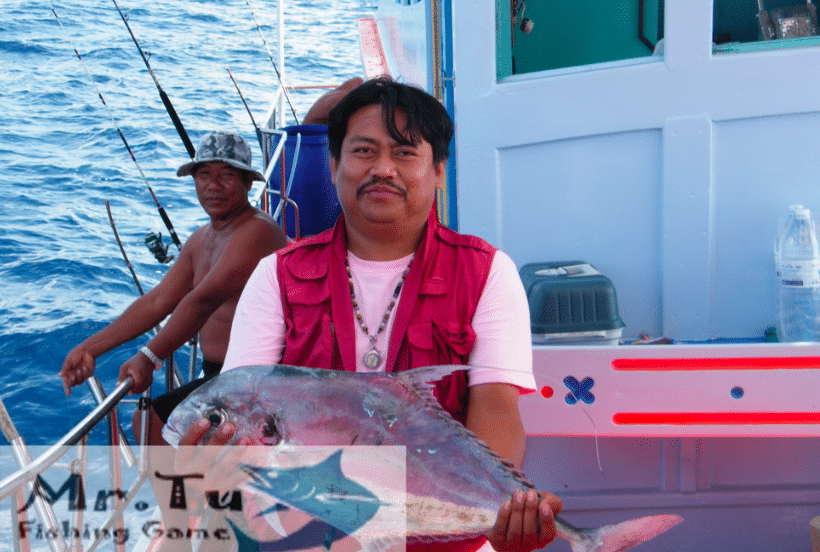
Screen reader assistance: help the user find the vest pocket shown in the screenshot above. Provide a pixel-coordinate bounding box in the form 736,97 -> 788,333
432,320 -> 476,362
282,310 -> 334,368
407,319 -> 476,365
406,320 -> 435,367
283,277 -> 330,306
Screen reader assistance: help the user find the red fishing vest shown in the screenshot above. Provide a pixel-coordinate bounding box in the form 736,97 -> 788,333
277,209 -> 497,551
277,208 -> 496,422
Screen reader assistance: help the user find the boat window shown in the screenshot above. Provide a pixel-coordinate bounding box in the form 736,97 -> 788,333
713,0 -> 820,54
497,0 -> 664,79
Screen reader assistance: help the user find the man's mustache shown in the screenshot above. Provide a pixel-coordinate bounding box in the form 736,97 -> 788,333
356,178 -> 407,198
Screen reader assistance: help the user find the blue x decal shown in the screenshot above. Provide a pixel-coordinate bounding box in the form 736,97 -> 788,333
563,376 -> 595,405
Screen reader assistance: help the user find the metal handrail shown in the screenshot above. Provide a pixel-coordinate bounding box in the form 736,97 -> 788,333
1,396 -> 66,552
272,131 -> 302,222
0,5 -> 337,548
0,377 -> 134,501
87,375 -> 137,468
251,127 -> 288,208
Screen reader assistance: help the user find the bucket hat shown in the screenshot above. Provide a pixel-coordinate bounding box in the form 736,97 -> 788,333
177,131 -> 265,182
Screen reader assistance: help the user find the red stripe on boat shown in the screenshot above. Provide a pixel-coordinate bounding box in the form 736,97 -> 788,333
613,412 -> 820,425
612,356 -> 820,370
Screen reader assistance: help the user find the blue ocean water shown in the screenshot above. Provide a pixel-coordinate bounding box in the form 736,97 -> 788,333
0,0 -> 375,445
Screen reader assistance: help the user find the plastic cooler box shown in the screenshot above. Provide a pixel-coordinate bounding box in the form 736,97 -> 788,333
519,261 -> 625,345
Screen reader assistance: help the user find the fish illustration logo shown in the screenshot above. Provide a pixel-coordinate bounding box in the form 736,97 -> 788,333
229,518 -> 343,552
231,449 -> 392,551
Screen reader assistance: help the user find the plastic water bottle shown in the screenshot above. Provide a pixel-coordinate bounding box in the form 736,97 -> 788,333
775,206 -> 820,342
774,205 -> 803,299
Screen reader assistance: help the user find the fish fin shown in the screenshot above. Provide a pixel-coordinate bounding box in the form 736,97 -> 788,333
394,364 -> 466,386
564,514 -> 684,552
397,364 -> 537,492
226,519 -> 260,552
254,498 -> 289,537
394,366 -> 454,409
393,365 -> 470,432
461,428 -> 535,490
408,532 -> 487,545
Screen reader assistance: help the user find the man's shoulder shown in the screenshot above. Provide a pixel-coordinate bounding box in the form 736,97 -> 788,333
184,223 -> 209,250
278,227 -> 334,257
223,208 -> 286,249
434,224 -> 497,253
186,208 -> 286,267
242,208 -> 283,233
276,229 -> 334,281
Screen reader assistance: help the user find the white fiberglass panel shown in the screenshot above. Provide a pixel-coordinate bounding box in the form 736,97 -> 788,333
711,113 -> 820,339
495,130 -> 663,340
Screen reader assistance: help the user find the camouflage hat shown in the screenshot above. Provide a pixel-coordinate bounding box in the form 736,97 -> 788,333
176,131 -> 265,182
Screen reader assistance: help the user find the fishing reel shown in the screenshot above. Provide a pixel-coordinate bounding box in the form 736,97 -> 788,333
145,231 -> 174,264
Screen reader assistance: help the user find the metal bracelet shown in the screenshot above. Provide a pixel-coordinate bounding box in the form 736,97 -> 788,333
139,345 -> 164,370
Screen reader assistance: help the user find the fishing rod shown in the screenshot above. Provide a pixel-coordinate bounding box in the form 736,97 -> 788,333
227,66 -> 301,239
245,0 -> 300,125
48,2 -> 183,255
226,66 -> 264,152
106,201 -> 189,388
105,201 -> 147,295
110,0 -> 196,159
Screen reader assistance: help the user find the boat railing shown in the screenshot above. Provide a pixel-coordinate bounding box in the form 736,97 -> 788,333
0,19 -> 341,547
250,126 -> 288,211
254,82 -> 339,241
0,373 -> 150,552
0,81 -> 323,551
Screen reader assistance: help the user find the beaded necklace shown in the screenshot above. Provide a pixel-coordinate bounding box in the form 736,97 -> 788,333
345,254 -> 414,369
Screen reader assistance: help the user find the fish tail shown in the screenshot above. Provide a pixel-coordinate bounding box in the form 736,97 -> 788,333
560,514 -> 684,552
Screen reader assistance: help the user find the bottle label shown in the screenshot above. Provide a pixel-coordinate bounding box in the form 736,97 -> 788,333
779,258 -> 820,288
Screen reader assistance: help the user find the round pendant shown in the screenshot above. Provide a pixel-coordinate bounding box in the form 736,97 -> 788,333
364,348 -> 382,369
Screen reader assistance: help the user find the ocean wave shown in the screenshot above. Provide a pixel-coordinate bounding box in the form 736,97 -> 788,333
0,39 -> 51,56
0,0 -> 375,443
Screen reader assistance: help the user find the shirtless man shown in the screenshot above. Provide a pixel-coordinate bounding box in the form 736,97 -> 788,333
59,131 -> 287,444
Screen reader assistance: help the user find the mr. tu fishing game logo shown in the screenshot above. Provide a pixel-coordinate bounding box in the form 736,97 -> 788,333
7,446 -> 406,552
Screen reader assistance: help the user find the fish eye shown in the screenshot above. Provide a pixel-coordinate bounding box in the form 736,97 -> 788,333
205,407 -> 227,428
260,415 -> 280,444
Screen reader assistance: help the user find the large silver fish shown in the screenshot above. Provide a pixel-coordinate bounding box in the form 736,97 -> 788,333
164,364 -> 683,552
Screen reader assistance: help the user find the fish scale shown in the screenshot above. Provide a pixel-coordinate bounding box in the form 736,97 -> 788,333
165,364 -> 683,551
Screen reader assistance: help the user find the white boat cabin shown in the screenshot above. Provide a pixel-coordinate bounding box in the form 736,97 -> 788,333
363,1 -> 820,550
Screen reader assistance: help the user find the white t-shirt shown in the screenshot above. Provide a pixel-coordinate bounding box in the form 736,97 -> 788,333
224,249 -> 535,392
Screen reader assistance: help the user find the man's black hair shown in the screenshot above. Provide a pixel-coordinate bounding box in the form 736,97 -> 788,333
327,77 -> 453,165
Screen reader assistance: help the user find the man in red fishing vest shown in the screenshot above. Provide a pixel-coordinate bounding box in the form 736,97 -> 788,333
181,78 -> 562,551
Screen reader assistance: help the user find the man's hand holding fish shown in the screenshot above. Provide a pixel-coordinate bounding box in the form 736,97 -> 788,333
174,418 -> 253,494
487,490 -> 559,552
